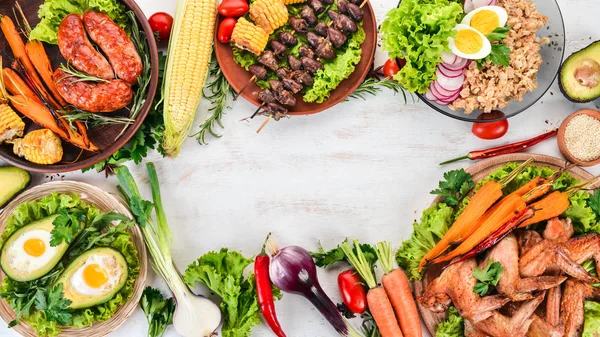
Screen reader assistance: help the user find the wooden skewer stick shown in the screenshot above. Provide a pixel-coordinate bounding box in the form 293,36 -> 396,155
256,115 -> 272,134
359,0 -> 369,9
234,75 -> 256,101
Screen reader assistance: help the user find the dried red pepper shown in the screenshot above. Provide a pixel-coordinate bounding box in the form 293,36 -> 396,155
255,233 -> 287,337
440,129 -> 558,165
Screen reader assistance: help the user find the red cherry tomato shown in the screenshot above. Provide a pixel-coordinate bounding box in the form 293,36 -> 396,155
338,270 -> 367,314
218,18 -> 237,44
383,58 -> 400,78
218,0 -> 249,18
472,111 -> 509,140
148,12 -> 173,40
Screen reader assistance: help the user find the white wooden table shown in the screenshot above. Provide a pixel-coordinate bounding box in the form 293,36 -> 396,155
2,0 -> 600,336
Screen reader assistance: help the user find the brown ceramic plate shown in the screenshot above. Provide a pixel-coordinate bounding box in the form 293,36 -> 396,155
0,0 -> 159,173
557,109 -> 600,167
214,4 -> 377,116
413,153 -> 597,336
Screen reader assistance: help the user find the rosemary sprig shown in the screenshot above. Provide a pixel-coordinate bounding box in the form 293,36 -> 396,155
193,54 -> 236,145
57,63 -> 109,83
60,108 -> 135,128
347,77 -> 412,103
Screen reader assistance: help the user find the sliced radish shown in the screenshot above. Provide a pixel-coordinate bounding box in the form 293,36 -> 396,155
472,0 -> 491,9
433,81 -> 460,98
425,90 -> 437,101
438,65 -> 464,79
438,90 -> 461,104
436,69 -> 465,91
464,0 -> 475,13
441,58 -> 469,70
441,52 -> 457,65
429,84 -> 448,101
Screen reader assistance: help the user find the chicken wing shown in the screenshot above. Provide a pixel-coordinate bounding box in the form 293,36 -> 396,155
543,217 -> 574,242
561,279 -> 600,337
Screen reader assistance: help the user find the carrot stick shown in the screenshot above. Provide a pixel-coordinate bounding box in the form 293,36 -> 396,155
518,191 -> 571,228
3,67 -> 40,103
25,40 -> 68,107
376,242 -> 421,337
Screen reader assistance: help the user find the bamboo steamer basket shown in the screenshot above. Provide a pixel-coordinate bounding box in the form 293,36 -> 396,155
0,181 -> 147,337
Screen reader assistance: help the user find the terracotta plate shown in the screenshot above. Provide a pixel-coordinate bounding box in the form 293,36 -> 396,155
214,3 -> 377,116
0,0 -> 159,173
412,153 -> 598,336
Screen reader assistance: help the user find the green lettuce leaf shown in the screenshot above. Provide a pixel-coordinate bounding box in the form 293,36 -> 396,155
436,307 -> 464,337
565,191 -> 599,235
583,301 -> 600,337
30,0 -> 128,44
396,203 -> 454,280
475,162 -> 556,194
232,47 -> 258,71
304,26 -> 366,103
184,248 -> 260,337
381,0 -> 463,93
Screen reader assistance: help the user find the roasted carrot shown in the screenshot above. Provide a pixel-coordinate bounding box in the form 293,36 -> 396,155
376,242 -> 421,337
341,241 -> 403,337
25,40 -> 68,107
432,193 -> 527,265
2,68 -> 40,103
418,159 -> 533,271
518,191 -> 571,228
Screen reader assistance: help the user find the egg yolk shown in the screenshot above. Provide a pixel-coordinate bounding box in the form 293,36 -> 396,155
83,264 -> 108,288
470,10 -> 500,35
23,238 -> 46,257
455,29 -> 484,55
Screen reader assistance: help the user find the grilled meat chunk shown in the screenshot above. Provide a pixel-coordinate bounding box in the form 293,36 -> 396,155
278,31 -> 298,46
291,70 -> 314,87
269,80 -> 284,91
346,2 -> 364,22
282,78 -> 303,94
301,57 -> 323,74
275,88 -> 297,106
259,51 -> 280,71
270,40 -> 287,57
328,27 -> 347,48
471,293 -> 545,337
276,67 -> 292,79
321,0 -> 334,4
315,22 -> 329,37
307,32 -> 324,49
329,10 -> 358,33
561,279 -> 600,337
298,45 -> 315,59
288,55 -> 303,71
289,17 -> 309,33
315,40 -> 336,59
249,64 -> 268,80
308,0 -> 325,15
337,0 -> 349,14
301,6 -> 318,26
257,89 -> 277,103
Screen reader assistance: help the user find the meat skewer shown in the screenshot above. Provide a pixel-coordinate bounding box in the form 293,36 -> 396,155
233,64 -> 268,101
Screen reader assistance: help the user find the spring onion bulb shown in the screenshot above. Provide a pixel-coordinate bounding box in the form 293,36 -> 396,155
267,236 -> 362,337
116,164 -> 222,337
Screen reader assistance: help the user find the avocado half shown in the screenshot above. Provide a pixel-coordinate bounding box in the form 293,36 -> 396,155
57,247 -> 128,309
0,167 -> 31,208
0,214 -> 68,282
559,40 -> 600,103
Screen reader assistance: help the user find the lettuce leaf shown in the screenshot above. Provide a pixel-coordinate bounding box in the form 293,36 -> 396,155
30,0 -> 128,44
436,307 -> 464,337
583,301 -> 600,337
304,26 -> 366,103
475,162 -> 556,194
381,0 -> 463,93
565,191 -> 599,235
396,203 -> 454,280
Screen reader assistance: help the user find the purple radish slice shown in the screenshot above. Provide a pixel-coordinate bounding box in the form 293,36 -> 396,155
441,58 -> 469,70
430,83 -> 457,101
424,90 -> 437,102
436,69 -> 465,91
433,81 -> 460,98
464,0 -> 475,13
441,52 -> 457,65
438,90 -> 461,104
437,65 -> 464,78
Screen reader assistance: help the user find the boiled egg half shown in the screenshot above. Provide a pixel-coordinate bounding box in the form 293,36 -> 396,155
448,24 -> 492,60
462,6 -> 508,36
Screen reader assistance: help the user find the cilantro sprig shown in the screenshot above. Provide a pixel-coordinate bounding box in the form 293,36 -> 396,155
477,26 -> 512,68
472,260 -> 504,296
50,209 -> 86,247
311,239 -> 378,270
34,284 -> 72,326
140,287 -> 175,337
431,169 -> 475,206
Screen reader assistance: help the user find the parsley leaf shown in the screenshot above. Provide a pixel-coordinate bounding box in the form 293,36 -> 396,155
478,44 -> 512,68
129,195 -> 154,228
589,190 -> 600,219
431,169 -> 475,206
34,284 -> 72,326
50,209 -> 86,247
486,26 -> 511,42
311,240 -> 378,270
472,260 -> 504,296
140,287 -> 175,337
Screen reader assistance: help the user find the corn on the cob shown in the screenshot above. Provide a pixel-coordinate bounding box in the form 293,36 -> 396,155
283,0 -> 306,4
0,103 -> 24,143
162,0 -> 217,157
11,129 -> 63,165
249,0 -> 288,34
231,18 -> 270,55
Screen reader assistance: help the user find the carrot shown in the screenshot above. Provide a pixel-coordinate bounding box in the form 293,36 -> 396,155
418,158 -> 534,271
2,68 -> 40,103
518,191 -> 571,228
376,242 -> 421,337
341,240 -> 403,337
25,40 -> 68,107
432,193 -> 526,265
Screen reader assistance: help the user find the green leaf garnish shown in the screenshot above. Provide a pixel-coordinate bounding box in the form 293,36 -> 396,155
472,260 -> 504,296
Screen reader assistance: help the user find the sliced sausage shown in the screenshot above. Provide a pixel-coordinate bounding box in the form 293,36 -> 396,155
53,68 -> 133,113
82,11 -> 143,85
57,14 -> 114,80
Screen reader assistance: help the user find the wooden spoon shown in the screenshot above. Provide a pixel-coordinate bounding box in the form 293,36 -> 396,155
557,109 -> 600,167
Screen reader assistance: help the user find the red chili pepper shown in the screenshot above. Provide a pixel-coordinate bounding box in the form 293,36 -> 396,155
337,270 -> 367,314
218,0 -> 249,17
218,17 -> 237,44
449,207 -> 535,267
255,233 -> 287,337
440,129 -> 558,165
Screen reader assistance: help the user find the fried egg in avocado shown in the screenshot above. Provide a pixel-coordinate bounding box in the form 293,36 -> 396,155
58,247 -> 128,309
0,214 -> 69,282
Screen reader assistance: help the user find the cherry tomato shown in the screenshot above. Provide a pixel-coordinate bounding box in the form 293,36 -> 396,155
472,111 -> 509,140
382,58 -> 406,78
218,18 -> 237,44
148,12 -> 173,40
218,0 -> 249,18
338,270 -> 367,314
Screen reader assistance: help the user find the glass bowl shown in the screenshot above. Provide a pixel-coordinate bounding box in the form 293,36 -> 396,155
418,0 -> 565,123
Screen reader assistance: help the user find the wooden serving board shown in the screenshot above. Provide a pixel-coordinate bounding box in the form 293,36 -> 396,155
414,153 -> 597,336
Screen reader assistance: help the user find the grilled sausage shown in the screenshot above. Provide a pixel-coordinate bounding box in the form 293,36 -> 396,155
82,11 -> 143,85
57,14 -> 114,80
53,68 -> 133,113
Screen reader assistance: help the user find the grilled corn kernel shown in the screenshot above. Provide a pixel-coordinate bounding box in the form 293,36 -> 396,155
12,129 -> 63,165
0,104 -> 24,144
231,18 -> 269,55
249,0 -> 288,34
283,0 -> 306,4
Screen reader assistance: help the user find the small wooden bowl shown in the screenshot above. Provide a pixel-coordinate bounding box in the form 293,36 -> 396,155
0,181 -> 148,337
557,109 -> 600,167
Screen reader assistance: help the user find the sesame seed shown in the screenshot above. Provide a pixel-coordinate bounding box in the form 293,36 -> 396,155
564,114 -> 600,162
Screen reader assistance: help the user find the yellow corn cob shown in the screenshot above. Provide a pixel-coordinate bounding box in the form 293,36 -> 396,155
162,0 -> 217,157
231,18 -> 269,55
283,0 -> 306,4
249,0 -> 288,34
12,129 -> 63,165
0,103 -> 24,144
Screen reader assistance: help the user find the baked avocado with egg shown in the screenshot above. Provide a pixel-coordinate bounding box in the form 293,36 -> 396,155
58,247 -> 128,309
560,41 -> 600,102
0,166 -> 30,208
0,214 -> 68,282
